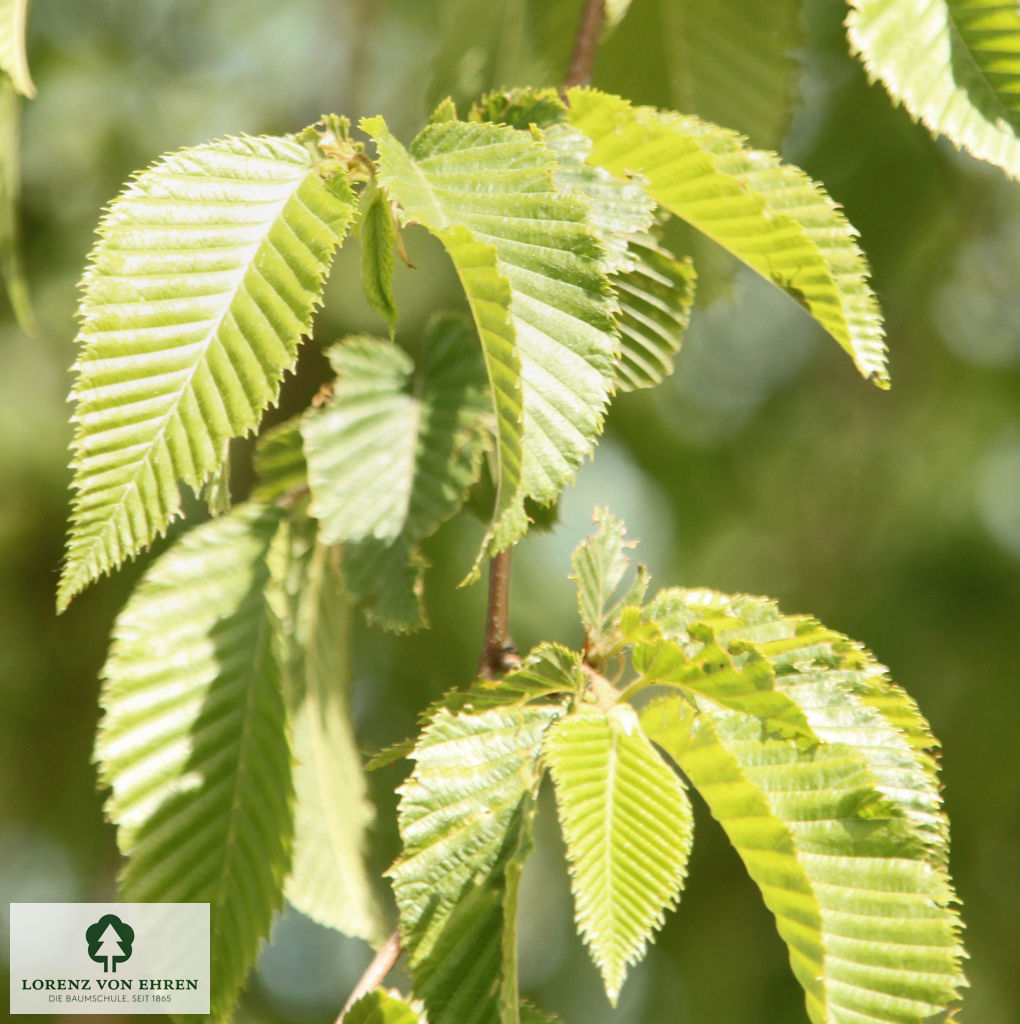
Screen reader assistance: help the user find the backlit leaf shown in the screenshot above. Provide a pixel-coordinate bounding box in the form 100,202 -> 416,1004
96,504 -> 292,1020
567,88 -> 889,388
267,514 -> 386,944
59,134 -> 356,609
363,115 -> 618,554
391,706 -> 561,1024
848,0 -> 1020,179
545,705 -> 694,1004
643,694 -> 966,1024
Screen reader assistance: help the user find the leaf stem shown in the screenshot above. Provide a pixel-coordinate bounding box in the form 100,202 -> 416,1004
564,0 -> 607,89
336,930 -> 403,1022
478,548 -> 520,678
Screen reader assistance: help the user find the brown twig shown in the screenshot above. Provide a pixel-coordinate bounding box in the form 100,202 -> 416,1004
563,0 -> 607,89
478,548 -> 520,678
336,930 -> 403,1023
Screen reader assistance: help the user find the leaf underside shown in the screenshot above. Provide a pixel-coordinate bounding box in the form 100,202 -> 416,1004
59,135 -> 355,610
640,587 -> 966,1024
847,0 -> 1020,180
566,88 -> 889,388
344,989 -> 421,1024
302,316 -> 489,630
391,707 -> 561,1024
96,504 -> 292,1021
545,706 -> 693,1004
266,515 -> 386,944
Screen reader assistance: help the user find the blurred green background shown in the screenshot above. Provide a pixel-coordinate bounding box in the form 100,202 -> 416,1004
2,1 -> 1018,1022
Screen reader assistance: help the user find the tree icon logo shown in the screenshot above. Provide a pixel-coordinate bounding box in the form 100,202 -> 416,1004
85,914 -> 135,973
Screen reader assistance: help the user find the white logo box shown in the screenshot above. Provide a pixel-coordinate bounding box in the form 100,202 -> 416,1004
9,903 -> 210,1015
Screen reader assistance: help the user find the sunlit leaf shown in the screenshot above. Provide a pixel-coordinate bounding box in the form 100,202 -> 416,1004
267,514 -> 386,944
570,506 -> 647,651
612,234 -> 695,391
59,134 -> 356,610
96,504 -> 292,1021
567,88 -> 889,388
545,705 -> 694,1004
643,587 -> 948,864
363,115 -> 618,554
848,0 -> 1020,180
0,0 -> 34,97
643,694 -> 966,1024
391,706 -> 561,1024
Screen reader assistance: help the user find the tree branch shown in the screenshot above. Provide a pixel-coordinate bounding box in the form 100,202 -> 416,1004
478,548 -> 520,678
564,0 -> 607,89
336,930 -> 403,1022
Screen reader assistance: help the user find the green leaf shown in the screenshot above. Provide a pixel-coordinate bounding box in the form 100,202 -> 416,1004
847,0 -> 1020,180
390,706 -> 561,1024
0,77 -> 34,331
360,183 -> 400,335
343,989 -> 421,1024
642,694 -> 966,1024
362,115 -> 522,549
362,115 -> 618,549
252,417 -> 307,504
544,705 -> 694,1004
612,234 -> 695,392
656,0 -> 801,149
644,587 -> 949,864
302,317 -> 489,629
566,88 -> 889,388
569,507 -> 648,653
58,135 -> 356,611
0,0 -> 34,97
266,514 -> 386,944
95,504 -> 292,1021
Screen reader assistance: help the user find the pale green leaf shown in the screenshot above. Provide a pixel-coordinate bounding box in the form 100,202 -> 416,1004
643,694 -> 966,1024
657,0 -> 801,149
541,121 -> 656,276
0,0 -> 34,97
344,989 -> 420,1024
566,88 -> 889,388
644,587 -> 948,864
391,706 -> 561,1024
848,0 -> 1020,179
362,115 -> 618,549
0,78 -> 34,331
266,514 -> 386,944
612,234 -> 695,392
59,135 -> 356,610
570,507 -> 647,650
474,99 -> 695,393
362,115 -> 522,548
96,504 -> 292,1021
360,183 -> 400,335
302,317 -> 489,629
545,705 -> 694,1004
252,416 -> 307,504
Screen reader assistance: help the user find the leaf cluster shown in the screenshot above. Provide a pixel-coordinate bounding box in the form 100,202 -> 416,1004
381,511 -> 965,1023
